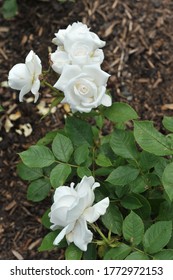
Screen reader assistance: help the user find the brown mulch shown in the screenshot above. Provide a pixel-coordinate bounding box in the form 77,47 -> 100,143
0,0 -> 173,259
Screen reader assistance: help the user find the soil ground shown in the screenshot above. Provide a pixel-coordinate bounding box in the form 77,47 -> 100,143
0,0 -> 173,259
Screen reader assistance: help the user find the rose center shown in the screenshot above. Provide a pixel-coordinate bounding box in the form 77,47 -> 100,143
76,82 -> 89,95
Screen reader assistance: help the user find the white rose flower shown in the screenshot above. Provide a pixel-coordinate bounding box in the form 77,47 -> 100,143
8,50 -> 42,102
49,176 -> 109,251
54,64 -> 112,113
50,22 -> 105,74
50,45 -> 104,74
52,22 -> 105,49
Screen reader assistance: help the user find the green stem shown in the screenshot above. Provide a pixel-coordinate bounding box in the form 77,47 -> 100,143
91,224 -> 109,245
55,160 -> 79,168
42,80 -> 63,96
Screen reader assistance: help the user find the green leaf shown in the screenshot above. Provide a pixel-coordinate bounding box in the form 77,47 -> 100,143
134,193 -> 151,219
106,165 -> 139,186
41,209 -> 51,229
162,116 -> 173,132
83,243 -> 97,260
95,153 -> 112,167
65,116 -> 93,146
50,163 -> 71,188
27,178 -> 51,202
37,131 -> 58,145
95,167 -> 114,176
143,221 -> 172,254
134,120 -> 173,156
0,105 -> 4,112
125,252 -> 149,260
77,166 -> 92,178
129,176 -> 146,193
123,211 -> 144,245
162,162 -> 173,201
158,201 -> 173,221
65,243 -> 83,260
139,151 -> 159,170
52,133 -> 73,162
19,145 -> 55,168
153,249 -> 173,260
74,144 -> 89,165
155,158 -> 169,179
38,230 -> 66,252
17,162 -> 43,181
95,115 -> 103,129
104,243 -> 131,260
121,195 -> 142,210
110,129 -> 138,159
38,232 -> 57,252
101,204 -> 123,235
2,0 -> 18,19
104,102 -> 138,123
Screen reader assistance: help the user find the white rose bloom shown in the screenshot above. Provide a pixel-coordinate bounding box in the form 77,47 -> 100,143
50,22 -> 105,74
49,176 -> 109,251
8,50 -> 42,102
50,44 -> 104,74
54,64 -> 112,113
52,22 -> 105,49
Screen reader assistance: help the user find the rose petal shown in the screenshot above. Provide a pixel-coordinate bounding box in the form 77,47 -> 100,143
51,50 -> 70,74
68,218 -> 93,251
25,50 -> 42,76
19,84 -> 32,102
82,197 -> 110,223
53,223 -> 75,245
83,65 -> 110,86
54,65 -> 81,91
101,94 -> 112,107
8,64 -> 30,90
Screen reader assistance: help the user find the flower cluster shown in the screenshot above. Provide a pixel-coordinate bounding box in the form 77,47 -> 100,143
51,22 -> 112,113
8,22 -> 111,252
49,176 -> 109,251
8,22 -> 111,112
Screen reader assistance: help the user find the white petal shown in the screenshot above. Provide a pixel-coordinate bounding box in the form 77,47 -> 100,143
31,79 -> 40,94
34,92 -> 40,103
25,50 -> 42,76
19,84 -> 32,102
53,223 -> 74,245
53,186 -> 77,202
75,176 -> 98,210
53,65 -> 81,91
82,197 -> 110,223
101,94 -> 112,107
90,32 -> 106,48
8,64 -> 30,90
25,50 -> 34,63
51,50 -> 70,74
83,65 -> 110,86
69,218 -> 93,251
89,49 -> 104,65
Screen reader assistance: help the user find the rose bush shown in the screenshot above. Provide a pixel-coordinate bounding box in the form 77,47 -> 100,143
49,176 -> 109,251
8,21 -> 173,260
8,50 -> 42,102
